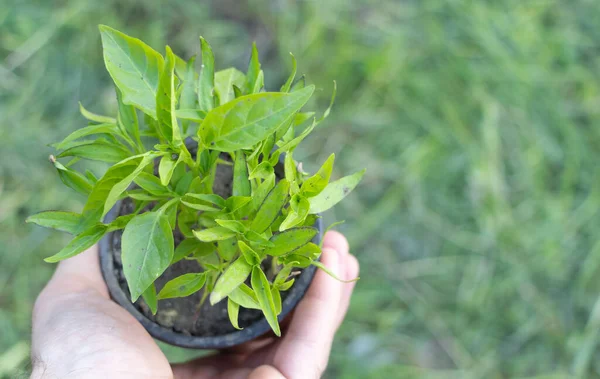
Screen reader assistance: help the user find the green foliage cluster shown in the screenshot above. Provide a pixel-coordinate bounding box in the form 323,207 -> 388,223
26,25 -> 363,335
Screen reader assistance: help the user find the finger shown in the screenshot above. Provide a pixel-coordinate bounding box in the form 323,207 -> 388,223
221,335 -> 276,355
174,365 -> 285,379
32,244 -> 172,378
324,233 -> 359,330
271,244 -> 346,379
321,231 -> 360,329
322,230 -> 349,255
248,365 -> 286,379
335,254 -> 359,330
172,352 -> 246,378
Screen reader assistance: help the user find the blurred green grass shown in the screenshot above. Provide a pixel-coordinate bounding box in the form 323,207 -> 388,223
3,0 -> 600,377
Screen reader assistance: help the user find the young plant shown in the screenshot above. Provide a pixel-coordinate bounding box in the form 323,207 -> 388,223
27,25 -> 364,335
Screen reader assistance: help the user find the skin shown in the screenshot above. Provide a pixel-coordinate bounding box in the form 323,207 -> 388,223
31,231 -> 359,379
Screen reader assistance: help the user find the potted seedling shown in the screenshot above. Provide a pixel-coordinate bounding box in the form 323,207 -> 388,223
27,25 -> 364,349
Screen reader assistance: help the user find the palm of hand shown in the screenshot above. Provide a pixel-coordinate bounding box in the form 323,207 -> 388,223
31,232 -> 358,379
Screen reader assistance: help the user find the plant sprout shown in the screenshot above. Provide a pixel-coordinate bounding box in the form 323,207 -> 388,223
27,25 -> 364,335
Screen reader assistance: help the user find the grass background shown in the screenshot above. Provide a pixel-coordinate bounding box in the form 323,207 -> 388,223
2,0 -> 600,377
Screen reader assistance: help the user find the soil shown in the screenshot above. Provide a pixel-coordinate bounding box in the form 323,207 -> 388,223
109,155 -> 297,337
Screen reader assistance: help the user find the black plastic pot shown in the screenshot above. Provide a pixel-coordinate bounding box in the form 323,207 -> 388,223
99,203 -> 322,349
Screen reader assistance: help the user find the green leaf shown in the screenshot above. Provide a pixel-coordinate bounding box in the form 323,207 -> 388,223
218,237 -> 238,261
284,152 -> 297,184
107,214 -> 135,231
116,87 -> 141,149
246,42 -> 261,94
52,123 -> 119,151
186,193 -> 226,207
312,261 -> 359,283
252,174 -> 275,211
83,152 -> 160,221
162,199 -> 179,229
199,253 -> 222,272
290,242 -> 321,259
193,227 -> 237,242
271,287 -> 282,315
174,171 -> 194,195
79,102 -> 116,124
57,140 -> 131,163
261,135 -> 277,160
210,257 -> 253,305
192,242 -> 217,259
198,37 -> 215,112
173,53 -> 188,77
125,190 -> 163,201
291,75 -> 306,91
198,86 -> 315,152
169,155 -> 185,181
44,224 -> 108,263
181,201 -> 220,213
158,155 -> 177,186
26,211 -> 82,234
134,172 -> 170,196
197,149 -> 219,176
278,279 -> 295,291
252,70 -> 264,93
214,68 -> 246,105
303,214 -> 321,227
280,53 -> 297,93
248,161 -> 274,180
274,264 -> 294,286
280,254 -> 312,268
251,266 -> 281,336
172,239 -> 205,263
293,111 -> 316,127
99,25 -> 164,119
280,194 -> 310,231
142,114 -> 160,137
157,273 -> 206,299
238,240 -> 260,266
244,230 -> 274,247
180,56 -> 197,134
122,211 -> 174,302
225,196 -> 253,213
177,208 -> 197,239
52,159 -> 93,195
301,153 -> 335,197
142,283 -> 158,315
175,109 -> 207,123
279,242 -> 321,268
250,179 -> 290,233
233,85 -> 243,98
233,151 -> 251,197
268,150 -> 281,167
213,91 -> 222,110
308,169 -> 365,213
156,46 -> 183,146
276,118 -> 317,153
182,193 -> 224,212
215,219 -> 246,234
229,283 -> 261,310
228,298 -> 242,329
85,170 -> 98,184
264,227 -> 318,256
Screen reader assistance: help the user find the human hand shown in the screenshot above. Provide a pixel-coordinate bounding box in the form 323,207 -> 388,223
31,231 -> 359,379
